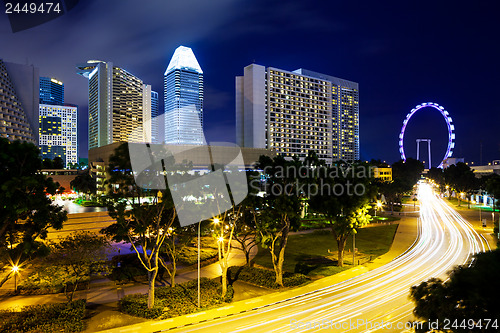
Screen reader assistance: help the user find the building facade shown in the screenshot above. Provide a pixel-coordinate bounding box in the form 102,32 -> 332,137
373,167 -> 393,182
39,104 -> 78,167
0,59 -> 36,143
236,64 -> 359,163
164,46 -> 204,145
0,59 -> 39,143
151,90 -> 159,143
77,60 -> 150,149
39,77 -> 64,105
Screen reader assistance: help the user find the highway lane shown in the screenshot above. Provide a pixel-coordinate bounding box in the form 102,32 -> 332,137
156,182 -> 487,333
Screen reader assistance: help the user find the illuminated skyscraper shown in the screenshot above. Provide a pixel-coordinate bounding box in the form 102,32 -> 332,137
151,90 -> 159,143
39,76 -> 64,105
77,61 -> 150,149
164,46 -> 204,145
236,64 -> 359,163
39,104 -> 78,167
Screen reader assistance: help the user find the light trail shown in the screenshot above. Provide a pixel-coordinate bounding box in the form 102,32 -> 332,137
136,182 -> 487,333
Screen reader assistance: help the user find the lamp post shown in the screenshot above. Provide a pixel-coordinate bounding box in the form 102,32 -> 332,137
376,201 -> 382,217
352,232 -> 355,266
12,265 -> 19,292
197,220 -> 202,308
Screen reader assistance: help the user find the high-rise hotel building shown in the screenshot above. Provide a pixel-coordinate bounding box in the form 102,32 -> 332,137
0,59 -> 36,143
0,59 -> 39,144
164,46 -> 204,145
236,64 -> 359,163
77,61 -> 152,149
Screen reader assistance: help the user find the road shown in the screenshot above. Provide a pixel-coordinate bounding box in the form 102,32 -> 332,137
118,182 -> 489,333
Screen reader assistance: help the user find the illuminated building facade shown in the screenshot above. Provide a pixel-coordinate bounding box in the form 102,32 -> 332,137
0,59 -> 39,143
151,90 -> 159,143
77,61 -> 150,149
236,64 -> 359,163
164,46 -> 204,145
39,104 -> 78,167
39,76 -> 64,105
0,59 -> 35,143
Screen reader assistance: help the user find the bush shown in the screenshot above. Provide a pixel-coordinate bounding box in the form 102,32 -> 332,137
0,299 -> 86,333
118,294 -> 166,319
18,265 -> 90,295
119,277 -> 234,319
228,266 -> 308,289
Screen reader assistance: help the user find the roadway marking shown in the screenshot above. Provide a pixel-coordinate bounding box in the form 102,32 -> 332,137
217,305 -> 234,311
186,312 -> 206,317
245,298 -> 263,304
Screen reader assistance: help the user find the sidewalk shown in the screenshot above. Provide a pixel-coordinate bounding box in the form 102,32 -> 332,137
442,199 -> 498,250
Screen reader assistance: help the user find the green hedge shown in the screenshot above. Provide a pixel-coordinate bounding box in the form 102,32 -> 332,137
0,299 -> 86,333
119,277 -> 233,319
18,266 -> 90,295
228,266 -> 308,289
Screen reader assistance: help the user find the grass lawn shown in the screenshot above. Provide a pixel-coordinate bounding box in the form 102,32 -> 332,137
254,224 -> 398,277
371,215 -> 400,223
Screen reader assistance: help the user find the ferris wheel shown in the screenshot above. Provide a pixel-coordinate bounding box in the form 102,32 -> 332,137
399,102 -> 455,169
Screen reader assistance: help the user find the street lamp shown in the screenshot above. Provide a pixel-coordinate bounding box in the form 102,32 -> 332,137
375,201 -> 382,217
11,265 -> 19,292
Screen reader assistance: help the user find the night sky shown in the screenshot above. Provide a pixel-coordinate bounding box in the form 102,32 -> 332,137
1,0 -> 499,166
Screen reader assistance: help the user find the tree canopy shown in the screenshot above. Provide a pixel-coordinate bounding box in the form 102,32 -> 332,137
410,249 -> 500,332
0,139 -> 67,256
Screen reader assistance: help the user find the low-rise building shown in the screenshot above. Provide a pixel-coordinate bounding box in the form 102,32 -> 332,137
373,167 -> 392,182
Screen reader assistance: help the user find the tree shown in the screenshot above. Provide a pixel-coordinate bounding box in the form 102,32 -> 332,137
485,174 -> 500,212
0,139 -> 67,286
101,143 -> 177,309
43,231 -> 110,302
42,158 -> 53,169
212,207 -> 239,298
392,158 -> 424,192
410,249 -> 500,332
378,179 -> 404,215
52,156 -> 64,169
162,222 -> 195,287
255,155 -> 301,286
309,162 -> 374,266
232,172 -> 261,267
444,162 -> 477,207
232,204 -> 258,267
426,167 -> 445,192
70,169 -> 97,200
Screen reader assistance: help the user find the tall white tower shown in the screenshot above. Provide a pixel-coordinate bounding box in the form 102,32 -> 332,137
164,46 -> 204,145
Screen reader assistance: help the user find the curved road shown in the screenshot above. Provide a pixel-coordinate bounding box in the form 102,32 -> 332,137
119,183 -> 489,332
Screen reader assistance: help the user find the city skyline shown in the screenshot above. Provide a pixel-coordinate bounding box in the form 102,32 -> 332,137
1,1 -> 499,164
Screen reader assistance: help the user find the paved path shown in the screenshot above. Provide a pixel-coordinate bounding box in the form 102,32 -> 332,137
0,240 -> 257,310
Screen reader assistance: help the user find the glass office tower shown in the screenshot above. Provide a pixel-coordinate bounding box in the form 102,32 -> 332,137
39,77 -> 64,105
164,46 -> 204,145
